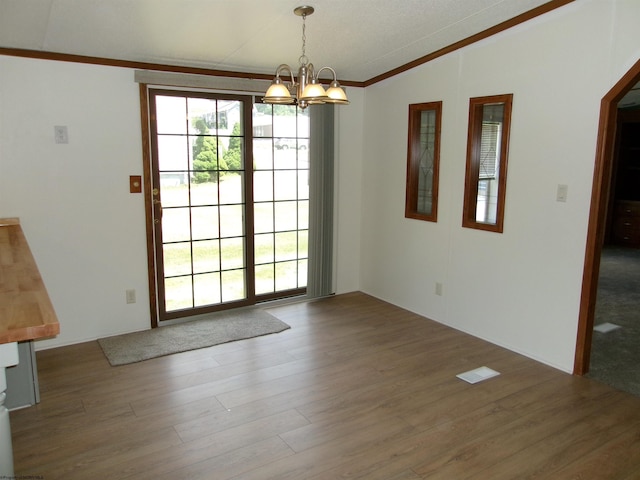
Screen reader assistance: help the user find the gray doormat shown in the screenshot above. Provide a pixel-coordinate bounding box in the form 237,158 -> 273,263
98,310 -> 290,366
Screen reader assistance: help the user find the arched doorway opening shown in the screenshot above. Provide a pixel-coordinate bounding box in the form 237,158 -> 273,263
574,58 -> 640,375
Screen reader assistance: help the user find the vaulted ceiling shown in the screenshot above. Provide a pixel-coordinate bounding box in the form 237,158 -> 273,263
0,0 -> 563,84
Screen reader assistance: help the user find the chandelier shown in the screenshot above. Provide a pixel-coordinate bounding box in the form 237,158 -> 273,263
263,5 -> 349,109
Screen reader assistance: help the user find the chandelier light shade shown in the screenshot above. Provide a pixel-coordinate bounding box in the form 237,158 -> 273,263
263,5 -> 349,109
263,76 -> 294,104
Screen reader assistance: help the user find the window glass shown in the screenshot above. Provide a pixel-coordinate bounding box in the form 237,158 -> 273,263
462,94 -> 513,232
405,101 -> 442,221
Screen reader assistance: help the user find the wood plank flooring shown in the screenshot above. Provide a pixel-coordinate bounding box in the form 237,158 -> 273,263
9,292 -> 640,479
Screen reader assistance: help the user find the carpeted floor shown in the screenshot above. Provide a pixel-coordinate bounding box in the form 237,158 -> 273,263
588,245 -> 640,397
98,309 -> 290,366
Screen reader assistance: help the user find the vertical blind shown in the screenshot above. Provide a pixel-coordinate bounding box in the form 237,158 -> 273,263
306,104 -> 335,298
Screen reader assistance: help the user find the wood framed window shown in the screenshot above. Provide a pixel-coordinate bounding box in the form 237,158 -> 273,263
405,101 -> 442,222
462,94 -> 513,232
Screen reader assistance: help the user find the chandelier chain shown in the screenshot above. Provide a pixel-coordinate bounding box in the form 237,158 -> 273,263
299,13 -> 309,66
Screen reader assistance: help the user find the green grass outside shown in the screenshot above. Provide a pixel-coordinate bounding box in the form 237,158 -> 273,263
160,174 -> 309,311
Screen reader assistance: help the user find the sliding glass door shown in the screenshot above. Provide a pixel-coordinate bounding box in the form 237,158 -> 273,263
148,89 -> 309,322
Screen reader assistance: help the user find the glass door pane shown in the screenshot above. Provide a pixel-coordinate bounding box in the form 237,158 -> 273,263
252,104 -> 309,298
151,90 -> 249,320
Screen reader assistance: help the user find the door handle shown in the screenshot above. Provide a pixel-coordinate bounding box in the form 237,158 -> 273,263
153,199 -> 162,222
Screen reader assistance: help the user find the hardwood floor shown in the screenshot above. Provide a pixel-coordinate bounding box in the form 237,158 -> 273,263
10,292 -> 640,479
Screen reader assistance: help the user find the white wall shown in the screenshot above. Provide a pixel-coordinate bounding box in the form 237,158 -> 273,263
360,0 -> 640,372
334,87 -> 364,294
0,58 -> 150,348
0,56 -> 366,348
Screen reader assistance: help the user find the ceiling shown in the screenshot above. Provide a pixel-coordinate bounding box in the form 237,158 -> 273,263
0,0 -> 560,83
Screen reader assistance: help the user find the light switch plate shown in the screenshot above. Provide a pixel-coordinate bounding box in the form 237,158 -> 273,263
54,125 -> 68,144
130,175 -> 142,193
556,184 -> 568,202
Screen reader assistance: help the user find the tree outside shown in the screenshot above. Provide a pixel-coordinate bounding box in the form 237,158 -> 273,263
223,123 -> 243,172
191,116 -> 227,183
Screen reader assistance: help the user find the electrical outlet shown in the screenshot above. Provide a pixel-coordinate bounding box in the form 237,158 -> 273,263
435,282 -> 443,296
126,289 -> 136,304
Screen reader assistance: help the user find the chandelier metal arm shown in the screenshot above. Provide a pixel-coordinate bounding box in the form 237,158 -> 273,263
314,66 -> 338,82
274,64 -> 296,87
